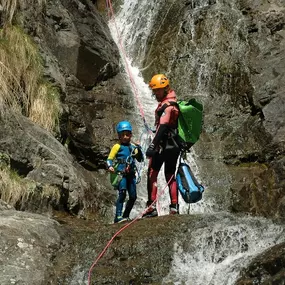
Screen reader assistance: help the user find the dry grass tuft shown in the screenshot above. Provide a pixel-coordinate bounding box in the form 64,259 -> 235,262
0,25 -> 61,133
0,167 -> 60,209
29,83 -> 61,132
0,25 -> 41,113
0,0 -> 17,25
1,0 -> 47,25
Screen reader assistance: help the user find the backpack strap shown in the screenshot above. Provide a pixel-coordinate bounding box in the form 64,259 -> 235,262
156,101 -> 179,117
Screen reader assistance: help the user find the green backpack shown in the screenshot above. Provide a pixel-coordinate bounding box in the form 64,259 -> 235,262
157,98 -> 203,151
176,98 -> 203,151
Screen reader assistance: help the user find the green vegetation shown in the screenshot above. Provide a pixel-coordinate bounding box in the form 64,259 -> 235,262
0,1 -> 62,209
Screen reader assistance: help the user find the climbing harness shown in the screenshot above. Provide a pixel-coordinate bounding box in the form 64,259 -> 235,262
110,145 -> 144,187
126,149 -> 142,185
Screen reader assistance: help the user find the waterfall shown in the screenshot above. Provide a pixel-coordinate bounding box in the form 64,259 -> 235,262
108,0 -> 209,217
107,1 -> 285,284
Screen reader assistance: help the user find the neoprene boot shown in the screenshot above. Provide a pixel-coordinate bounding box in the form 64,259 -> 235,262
169,204 -> 179,215
142,201 -> 158,218
114,216 -> 128,223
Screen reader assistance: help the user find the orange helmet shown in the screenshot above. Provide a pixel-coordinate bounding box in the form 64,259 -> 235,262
149,74 -> 169,89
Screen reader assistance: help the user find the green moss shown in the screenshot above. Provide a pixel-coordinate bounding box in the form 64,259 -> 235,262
238,162 -> 268,169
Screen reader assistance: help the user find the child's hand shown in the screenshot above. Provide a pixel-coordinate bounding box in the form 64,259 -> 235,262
108,166 -> 115,173
133,141 -> 140,146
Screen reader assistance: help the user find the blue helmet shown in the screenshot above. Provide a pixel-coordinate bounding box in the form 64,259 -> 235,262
116,121 -> 132,133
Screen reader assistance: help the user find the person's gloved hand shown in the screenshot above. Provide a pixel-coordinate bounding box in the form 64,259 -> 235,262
131,144 -> 141,156
146,143 -> 156,158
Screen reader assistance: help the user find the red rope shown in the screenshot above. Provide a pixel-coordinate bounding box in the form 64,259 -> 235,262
87,174 -> 173,284
87,2 -> 172,283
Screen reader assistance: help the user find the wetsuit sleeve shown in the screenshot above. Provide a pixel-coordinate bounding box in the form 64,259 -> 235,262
152,105 -> 178,147
106,144 -> 121,168
152,125 -> 168,147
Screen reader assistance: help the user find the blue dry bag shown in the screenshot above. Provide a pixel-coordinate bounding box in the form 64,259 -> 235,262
176,162 -> 204,203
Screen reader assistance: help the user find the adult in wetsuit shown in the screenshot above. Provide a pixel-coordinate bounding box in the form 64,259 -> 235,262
143,74 -> 180,217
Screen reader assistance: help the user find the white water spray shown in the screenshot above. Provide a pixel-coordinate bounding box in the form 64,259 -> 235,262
164,216 -> 285,284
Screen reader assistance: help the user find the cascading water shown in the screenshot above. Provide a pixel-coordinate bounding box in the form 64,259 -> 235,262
163,215 -> 284,284
107,1 -> 285,284
108,1 -> 208,217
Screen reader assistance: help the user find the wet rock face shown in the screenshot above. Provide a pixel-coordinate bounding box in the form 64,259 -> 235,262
235,242 -> 285,285
0,112 -> 87,214
16,0 -> 131,170
0,208 -> 64,285
66,74 -> 135,169
59,0 -> 120,87
54,215 -> 204,284
51,213 -> 285,284
141,0 -> 285,219
18,0 -> 119,89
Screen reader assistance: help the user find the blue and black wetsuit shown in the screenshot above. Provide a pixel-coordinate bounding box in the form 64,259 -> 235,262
107,143 -> 143,220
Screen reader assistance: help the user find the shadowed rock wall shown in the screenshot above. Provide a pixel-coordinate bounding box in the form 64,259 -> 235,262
0,0 -> 132,216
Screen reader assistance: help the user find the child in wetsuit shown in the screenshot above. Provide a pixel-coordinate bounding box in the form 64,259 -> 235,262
106,121 -> 143,223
